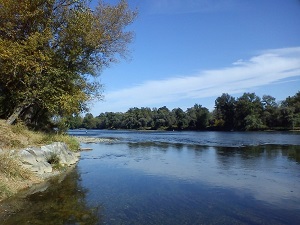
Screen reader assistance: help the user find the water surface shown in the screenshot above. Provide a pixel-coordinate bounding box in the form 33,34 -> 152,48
1,130 -> 300,225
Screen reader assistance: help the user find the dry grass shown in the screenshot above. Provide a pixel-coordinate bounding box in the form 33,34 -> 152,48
0,152 -> 40,200
0,119 -> 79,201
0,120 -> 79,151
0,152 -> 30,179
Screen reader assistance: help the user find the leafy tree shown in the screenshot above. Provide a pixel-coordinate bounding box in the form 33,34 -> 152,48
67,114 -> 83,129
282,92 -> 300,112
234,93 -> 263,130
187,104 -> 210,130
122,108 -> 141,129
244,114 -> 264,131
0,0 -> 136,127
214,93 -> 235,130
261,95 -> 280,128
280,92 -> 300,129
155,106 -> 172,128
279,107 -> 294,129
82,113 -> 97,129
172,108 -> 187,130
139,107 -> 154,128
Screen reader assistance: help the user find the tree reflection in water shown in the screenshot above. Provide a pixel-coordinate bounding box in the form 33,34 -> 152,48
1,168 -> 101,225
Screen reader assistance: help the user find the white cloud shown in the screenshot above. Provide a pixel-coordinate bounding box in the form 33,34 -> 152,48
92,47 -> 300,114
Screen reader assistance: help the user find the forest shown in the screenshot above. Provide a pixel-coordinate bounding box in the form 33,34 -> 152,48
67,91 -> 300,131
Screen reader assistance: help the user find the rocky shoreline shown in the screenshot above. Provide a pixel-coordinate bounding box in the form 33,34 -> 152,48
74,136 -> 118,144
0,137 -> 116,203
17,142 -> 80,179
0,142 -> 80,202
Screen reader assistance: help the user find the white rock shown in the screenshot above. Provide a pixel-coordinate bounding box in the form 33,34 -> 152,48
19,149 -> 38,165
18,142 -> 80,176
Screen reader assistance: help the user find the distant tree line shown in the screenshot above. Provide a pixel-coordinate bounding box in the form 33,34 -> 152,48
67,91 -> 300,131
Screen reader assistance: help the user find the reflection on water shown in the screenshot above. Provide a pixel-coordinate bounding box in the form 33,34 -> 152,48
77,141 -> 300,224
69,130 -> 300,147
1,130 -> 300,225
0,169 -> 101,225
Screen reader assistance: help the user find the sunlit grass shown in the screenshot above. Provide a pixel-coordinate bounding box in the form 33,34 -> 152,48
0,119 -> 79,201
0,120 -> 79,151
0,152 -> 31,179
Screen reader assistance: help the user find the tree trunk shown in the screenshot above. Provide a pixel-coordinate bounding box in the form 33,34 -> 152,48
6,102 -> 32,125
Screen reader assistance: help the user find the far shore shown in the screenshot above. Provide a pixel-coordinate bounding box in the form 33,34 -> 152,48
70,128 -> 300,132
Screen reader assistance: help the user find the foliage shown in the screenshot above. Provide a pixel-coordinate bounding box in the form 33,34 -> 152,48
0,0 -> 136,128
244,114 -> 266,131
66,91 -> 300,131
69,104 -> 210,130
234,93 -> 263,130
214,93 -> 235,130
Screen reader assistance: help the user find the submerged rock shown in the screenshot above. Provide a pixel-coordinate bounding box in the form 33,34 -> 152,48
74,136 -> 117,143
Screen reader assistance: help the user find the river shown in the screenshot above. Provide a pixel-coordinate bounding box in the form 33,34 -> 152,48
1,130 -> 300,225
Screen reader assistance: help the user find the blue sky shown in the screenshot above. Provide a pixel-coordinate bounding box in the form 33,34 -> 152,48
90,0 -> 300,115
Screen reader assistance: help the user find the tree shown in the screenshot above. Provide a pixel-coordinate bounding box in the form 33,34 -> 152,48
280,92 -> 300,129
214,93 -> 235,130
234,93 -> 263,130
67,114 -> 83,129
187,104 -> 210,130
0,0 -> 136,126
172,108 -> 187,130
244,114 -> 264,131
261,95 -> 279,128
82,113 -> 97,129
156,106 -> 173,128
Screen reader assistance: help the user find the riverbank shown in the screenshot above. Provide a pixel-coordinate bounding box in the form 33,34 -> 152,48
0,120 -> 80,202
0,143 -> 80,201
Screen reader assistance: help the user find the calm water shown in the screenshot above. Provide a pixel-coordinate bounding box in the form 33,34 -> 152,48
1,130 -> 300,225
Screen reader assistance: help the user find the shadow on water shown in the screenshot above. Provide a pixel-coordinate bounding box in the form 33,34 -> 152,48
0,168 -> 102,225
126,141 -> 300,164
215,145 -> 300,164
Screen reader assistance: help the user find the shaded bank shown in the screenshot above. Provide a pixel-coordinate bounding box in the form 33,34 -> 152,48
0,168 -> 100,225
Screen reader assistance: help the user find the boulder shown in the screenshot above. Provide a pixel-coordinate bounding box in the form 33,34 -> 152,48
17,142 -> 80,176
41,142 -> 78,166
